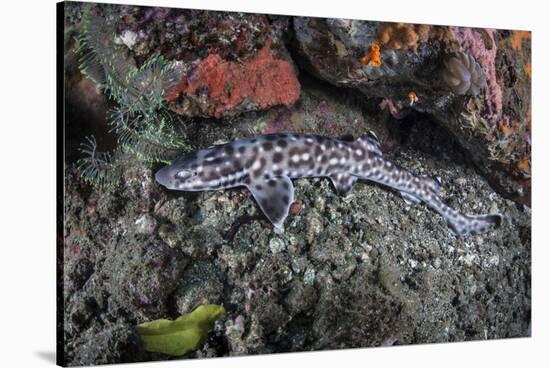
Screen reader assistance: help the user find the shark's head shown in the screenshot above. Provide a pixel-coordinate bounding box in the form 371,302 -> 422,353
155,155 -> 204,191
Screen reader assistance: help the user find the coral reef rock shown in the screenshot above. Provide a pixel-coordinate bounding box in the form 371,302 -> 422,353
292,17 -> 531,206
63,4 -> 531,365
113,6 -> 301,118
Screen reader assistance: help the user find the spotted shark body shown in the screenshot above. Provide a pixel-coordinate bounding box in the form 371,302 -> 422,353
155,133 -> 502,236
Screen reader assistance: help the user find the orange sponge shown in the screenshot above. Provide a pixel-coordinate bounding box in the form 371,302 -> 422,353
376,23 -> 440,52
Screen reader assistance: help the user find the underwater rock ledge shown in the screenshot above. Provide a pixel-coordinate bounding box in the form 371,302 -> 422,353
292,18 -> 531,206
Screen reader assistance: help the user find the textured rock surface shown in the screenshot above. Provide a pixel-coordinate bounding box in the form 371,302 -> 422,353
293,18 -> 531,205
166,39 -> 300,118
63,75 -> 530,365
62,3 -> 531,366
110,5 -> 300,118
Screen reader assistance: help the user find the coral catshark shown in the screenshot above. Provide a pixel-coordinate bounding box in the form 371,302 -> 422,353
155,133 -> 502,236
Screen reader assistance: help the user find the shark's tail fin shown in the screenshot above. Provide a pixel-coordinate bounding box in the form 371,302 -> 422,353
446,213 -> 503,236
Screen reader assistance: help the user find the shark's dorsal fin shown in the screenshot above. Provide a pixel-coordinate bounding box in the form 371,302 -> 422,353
421,175 -> 442,193
356,131 -> 383,156
247,176 -> 294,229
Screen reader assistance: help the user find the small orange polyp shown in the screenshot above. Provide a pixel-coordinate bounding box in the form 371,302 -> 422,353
407,91 -> 418,105
361,43 -> 381,68
516,159 -> 529,171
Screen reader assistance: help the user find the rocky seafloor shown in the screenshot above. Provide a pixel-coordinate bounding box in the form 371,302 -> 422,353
61,3 -> 531,366
63,77 -> 530,365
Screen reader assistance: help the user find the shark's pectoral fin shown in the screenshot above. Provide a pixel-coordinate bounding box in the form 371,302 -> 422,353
400,190 -> 421,205
329,173 -> 357,195
247,176 -> 294,229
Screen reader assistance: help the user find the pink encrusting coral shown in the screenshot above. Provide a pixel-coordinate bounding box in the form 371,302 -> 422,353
449,27 -> 503,120
166,39 -> 301,118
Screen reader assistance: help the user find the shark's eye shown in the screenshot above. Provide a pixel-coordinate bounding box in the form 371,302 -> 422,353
176,170 -> 192,180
